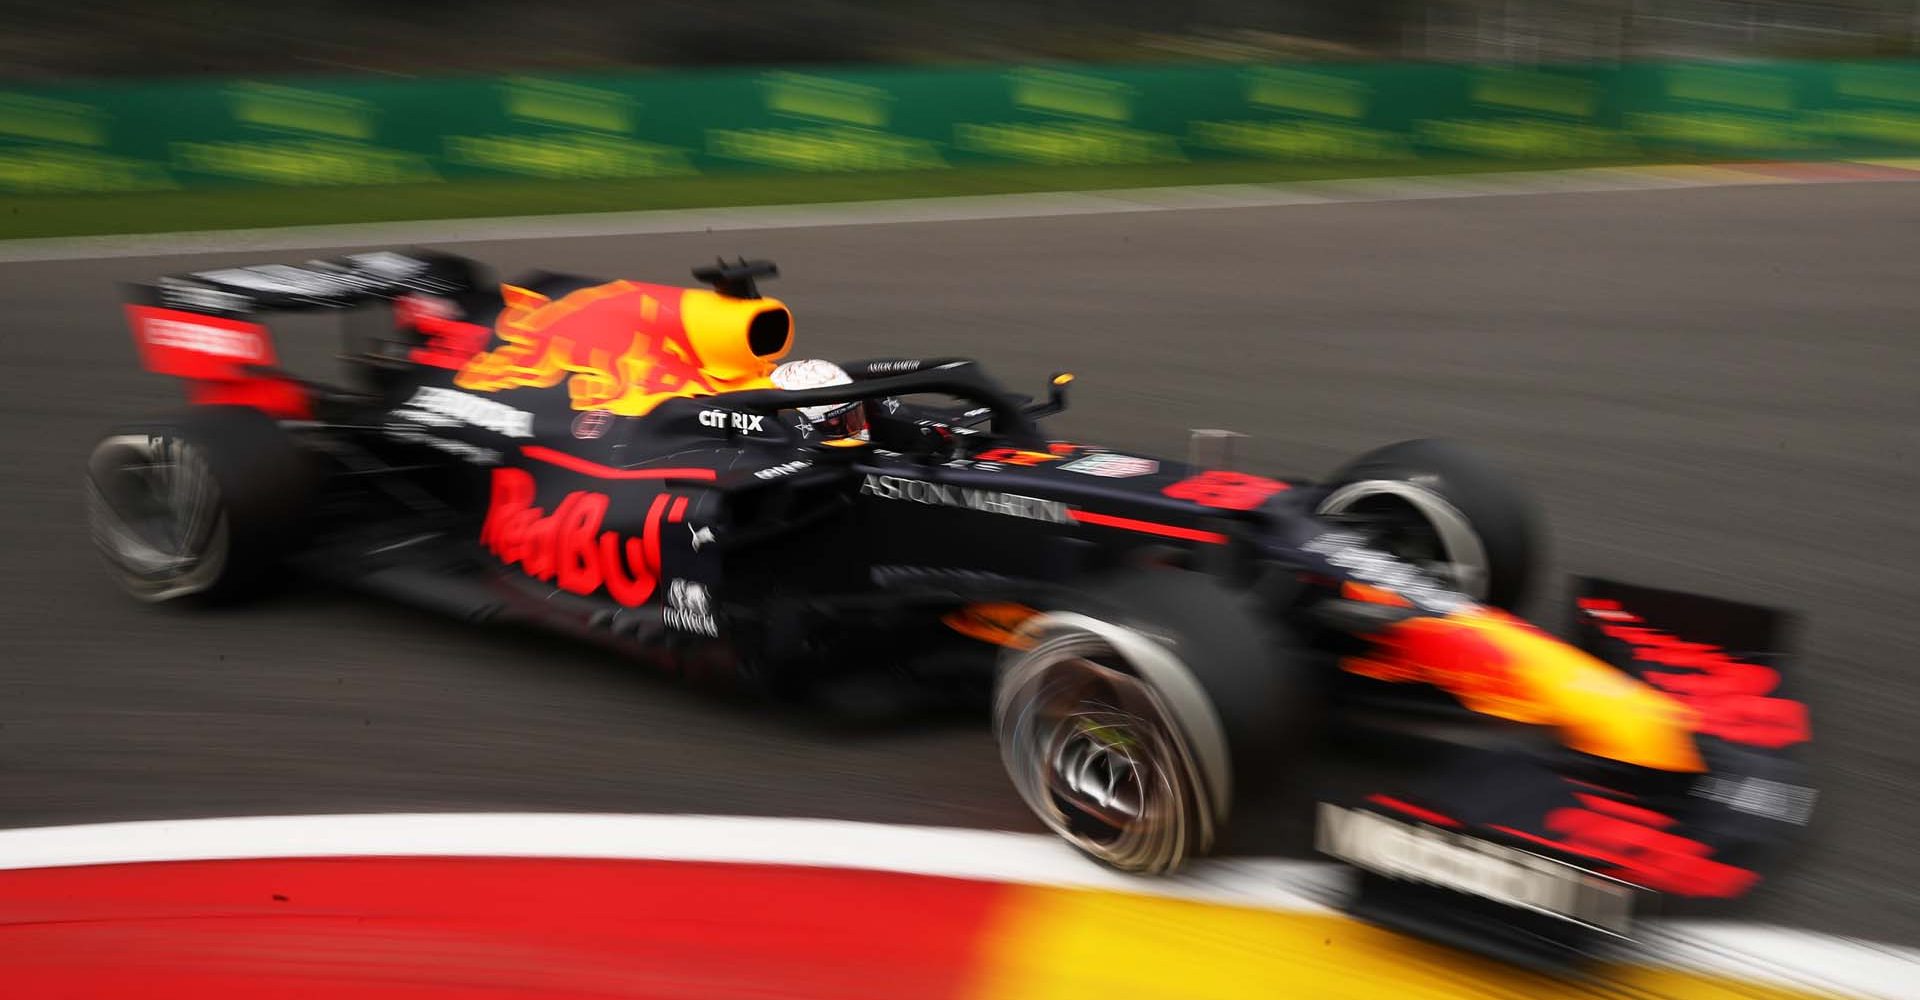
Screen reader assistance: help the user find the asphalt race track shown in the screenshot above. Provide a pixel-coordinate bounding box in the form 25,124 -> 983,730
1,181 -> 1915,946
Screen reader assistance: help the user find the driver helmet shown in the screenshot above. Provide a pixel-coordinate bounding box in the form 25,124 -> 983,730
770,359 -> 868,440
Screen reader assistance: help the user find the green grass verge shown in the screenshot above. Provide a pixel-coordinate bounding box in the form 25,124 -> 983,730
0,158 -> 1655,240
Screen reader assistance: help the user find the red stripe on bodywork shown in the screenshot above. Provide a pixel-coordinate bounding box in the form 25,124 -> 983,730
0,857 -> 1006,1000
521,445 -> 718,481
1070,510 -> 1227,544
1366,794 -> 1463,828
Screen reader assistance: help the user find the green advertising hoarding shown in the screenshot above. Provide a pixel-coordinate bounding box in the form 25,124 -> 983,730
3,60 -> 1919,194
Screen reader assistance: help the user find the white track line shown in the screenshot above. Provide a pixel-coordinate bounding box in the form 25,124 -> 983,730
0,812 -> 1911,998
0,812 -> 1340,913
2,163 -> 1897,264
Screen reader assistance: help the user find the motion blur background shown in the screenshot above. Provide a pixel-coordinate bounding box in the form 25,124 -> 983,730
6,0 -> 1920,74
6,0 -> 1920,238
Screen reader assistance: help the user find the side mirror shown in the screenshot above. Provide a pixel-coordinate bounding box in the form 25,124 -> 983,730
912,423 -> 958,464
1025,371 -> 1074,420
865,403 -> 957,464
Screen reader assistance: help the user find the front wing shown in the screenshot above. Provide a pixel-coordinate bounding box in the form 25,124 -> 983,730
1319,579 -> 1815,964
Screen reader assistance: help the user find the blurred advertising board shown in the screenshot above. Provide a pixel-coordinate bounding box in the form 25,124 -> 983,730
4,61 -> 1918,193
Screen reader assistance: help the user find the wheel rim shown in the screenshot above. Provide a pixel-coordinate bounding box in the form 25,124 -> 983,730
1317,479 -> 1489,600
996,630 -> 1204,874
86,433 -> 230,602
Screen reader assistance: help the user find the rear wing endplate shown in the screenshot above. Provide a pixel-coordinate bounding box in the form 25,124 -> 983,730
121,251 -> 489,418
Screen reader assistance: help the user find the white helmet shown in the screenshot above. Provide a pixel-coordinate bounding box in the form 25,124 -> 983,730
770,359 -> 866,439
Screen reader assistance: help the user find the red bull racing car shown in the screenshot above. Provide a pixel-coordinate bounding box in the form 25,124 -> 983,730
89,252 -> 1814,965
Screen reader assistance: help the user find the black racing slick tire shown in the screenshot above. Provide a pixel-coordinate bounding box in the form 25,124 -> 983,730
85,406 -> 314,604
993,569 -> 1303,875
1318,438 -> 1540,611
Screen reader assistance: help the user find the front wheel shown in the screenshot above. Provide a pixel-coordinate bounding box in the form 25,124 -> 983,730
994,570 -> 1302,874
997,619 -> 1213,873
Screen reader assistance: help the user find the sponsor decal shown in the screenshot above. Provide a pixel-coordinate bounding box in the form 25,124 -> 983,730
866,360 -> 922,374
860,474 -> 1070,524
344,251 -> 432,283
156,278 -> 252,314
662,579 -> 719,636
1060,453 -> 1159,478
1692,775 -> 1817,826
688,525 -> 717,551
974,447 -> 1058,467
194,264 -> 372,299
1577,597 -> 1810,749
396,386 -> 534,438
699,408 -> 766,433
125,306 -> 285,396
480,467 -> 669,606
753,460 -> 812,481
1303,532 -> 1469,613
572,409 -> 615,440
383,425 -> 502,465
1317,804 -> 1634,935
191,254 -> 439,304
137,314 -> 269,361
944,457 -> 1011,472
1163,470 -> 1290,509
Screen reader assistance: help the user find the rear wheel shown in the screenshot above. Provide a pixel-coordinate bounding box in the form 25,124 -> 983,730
86,406 -> 313,604
1317,439 -> 1540,611
994,569 -> 1302,874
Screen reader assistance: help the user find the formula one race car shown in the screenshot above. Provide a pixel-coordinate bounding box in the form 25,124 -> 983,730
89,252 -> 1814,964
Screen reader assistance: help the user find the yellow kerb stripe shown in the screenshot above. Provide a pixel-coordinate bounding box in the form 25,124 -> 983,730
970,885 -> 1838,1000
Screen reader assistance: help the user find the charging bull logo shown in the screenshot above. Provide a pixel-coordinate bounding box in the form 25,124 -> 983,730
456,281 -> 719,416
1346,609 -> 1707,774
480,467 -> 674,606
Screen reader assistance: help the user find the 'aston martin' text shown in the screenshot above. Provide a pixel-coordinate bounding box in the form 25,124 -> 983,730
860,474 -> 1070,524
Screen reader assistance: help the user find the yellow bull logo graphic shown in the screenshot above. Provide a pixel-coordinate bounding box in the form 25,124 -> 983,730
455,281 -> 719,416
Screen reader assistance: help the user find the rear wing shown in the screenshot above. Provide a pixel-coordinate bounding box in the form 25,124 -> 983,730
127,251 -> 486,316
122,251 -> 490,418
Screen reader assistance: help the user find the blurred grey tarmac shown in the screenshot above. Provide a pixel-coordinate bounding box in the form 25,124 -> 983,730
0,180 -> 1914,942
